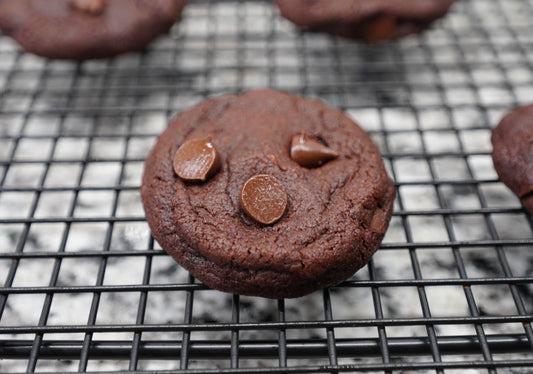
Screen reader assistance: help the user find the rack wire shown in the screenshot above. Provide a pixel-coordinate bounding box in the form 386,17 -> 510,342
1,0 -> 533,372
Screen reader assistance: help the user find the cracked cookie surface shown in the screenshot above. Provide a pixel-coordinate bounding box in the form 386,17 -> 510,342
141,89 -> 395,298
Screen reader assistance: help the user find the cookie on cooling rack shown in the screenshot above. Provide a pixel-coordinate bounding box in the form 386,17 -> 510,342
0,0 -> 187,60
491,104 -> 533,214
275,0 -> 455,42
141,89 -> 395,298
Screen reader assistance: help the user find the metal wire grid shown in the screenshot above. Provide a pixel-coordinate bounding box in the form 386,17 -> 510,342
0,0 -> 533,372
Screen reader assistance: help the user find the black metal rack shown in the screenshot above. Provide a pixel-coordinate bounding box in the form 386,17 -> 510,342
1,0 -> 533,372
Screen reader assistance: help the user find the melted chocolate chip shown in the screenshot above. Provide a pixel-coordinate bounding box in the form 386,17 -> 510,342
365,14 -> 397,42
519,184 -> 533,198
240,174 -> 287,225
290,133 -> 339,168
70,0 -> 106,15
173,135 -> 221,182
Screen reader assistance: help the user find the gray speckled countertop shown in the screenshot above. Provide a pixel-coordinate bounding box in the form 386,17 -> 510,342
1,0 -> 533,373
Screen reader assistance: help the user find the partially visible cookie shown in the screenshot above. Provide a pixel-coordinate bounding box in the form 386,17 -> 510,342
0,0 -> 187,60
275,0 -> 455,42
491,104 -> 533,214
141,89 -> 395,299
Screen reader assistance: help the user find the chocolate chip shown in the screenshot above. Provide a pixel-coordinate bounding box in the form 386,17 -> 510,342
173,135 -> 221,182
290,133 -> 339,168
519,184 -> 533,198
365,14 -> 397,42
522,194 -> 533,214
240,174 -> 287,225
70,0 -> 106,15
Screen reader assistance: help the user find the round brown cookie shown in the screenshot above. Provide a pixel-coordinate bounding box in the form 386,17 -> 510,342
491,104 -> 533,214
0,0 -> 187,60
275,0 -> 455,42
141,89 -> 395,299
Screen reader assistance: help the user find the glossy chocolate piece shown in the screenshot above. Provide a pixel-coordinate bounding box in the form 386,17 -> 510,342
519,184 -> 533,199
522,194 -> 533,214
365,14 -> 397,42
173,135 -> 221,182
290,133 -> 339,168
70,0 -> 105,15
240,174 -> 287,225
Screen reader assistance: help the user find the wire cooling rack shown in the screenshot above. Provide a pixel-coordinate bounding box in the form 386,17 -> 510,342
1,0 -> 533,372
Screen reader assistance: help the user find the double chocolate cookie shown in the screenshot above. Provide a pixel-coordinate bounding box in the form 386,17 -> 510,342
0,0 -> 187,59
141,90 -> 395,298
275,0 -> 455,42
491,104 -> 533,214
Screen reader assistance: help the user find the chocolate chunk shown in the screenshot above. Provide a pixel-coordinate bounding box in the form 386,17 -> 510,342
240,174 -> 287,225
365,14 -> 397,42
519,184 -> 533,199
290,133 -> 339,168
173,135 -> 221,182
70,0 -> 106,15
522,194 -> 533,214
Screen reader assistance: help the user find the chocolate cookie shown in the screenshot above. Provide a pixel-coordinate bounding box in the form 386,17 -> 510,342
491,104 -> 533,214
0,0 -> 187,60
141,90 -> 395,298
275,0 -> 455,42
